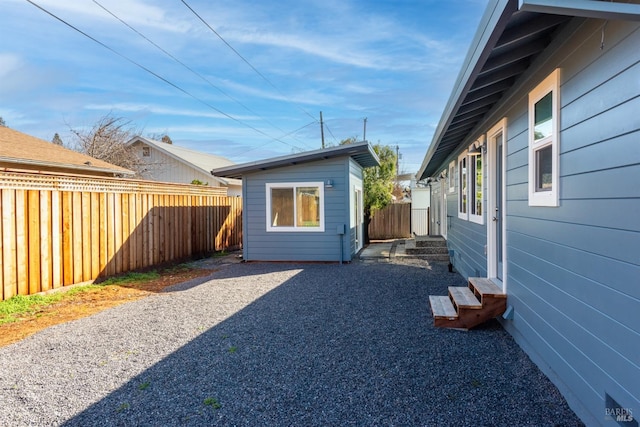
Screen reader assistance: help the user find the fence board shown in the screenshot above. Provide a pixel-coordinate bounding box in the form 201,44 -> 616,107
81,192 -> 91,282
98,192 -> 107,277
16,190 -> 28,295
62,192 -> 73,286
72,192 -> 83,284
39,191 -> 52,292
51,192 -> 62,289
28,190 -> 41,295
121,193 -> 130,272
90,193 -> 100,279
0,171 -> 242,300
2,190 -> 16,299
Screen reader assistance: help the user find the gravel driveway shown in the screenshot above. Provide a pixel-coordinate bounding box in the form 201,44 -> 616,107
0,257 -> 583,426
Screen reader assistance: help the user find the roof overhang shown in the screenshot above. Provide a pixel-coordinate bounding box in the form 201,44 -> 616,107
211,141 -> 380,180
0,157 -> 134,176
417,0 -> 640,181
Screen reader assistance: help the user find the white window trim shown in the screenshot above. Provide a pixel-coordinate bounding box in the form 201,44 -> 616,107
448,161 -> 456,193
468,137 -> 485,225
528,68 -> 560,207
457,152 -> 468,220
457,138 -> 485,224
265,182 -> 325,232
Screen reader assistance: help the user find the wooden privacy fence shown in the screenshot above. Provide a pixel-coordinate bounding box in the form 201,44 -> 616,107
368,202 -> 411,240
0,171 -> 242,301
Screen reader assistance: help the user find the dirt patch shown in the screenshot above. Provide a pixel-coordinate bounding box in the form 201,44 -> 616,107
0,267 -> 215,348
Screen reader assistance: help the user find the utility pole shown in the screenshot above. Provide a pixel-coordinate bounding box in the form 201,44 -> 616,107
396,145 -> 400,178
363,117 -> 367,142
320,111 -> 325,149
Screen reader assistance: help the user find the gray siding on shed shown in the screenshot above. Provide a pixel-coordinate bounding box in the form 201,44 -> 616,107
430,17 -> 640,426
241,157 -> 355,262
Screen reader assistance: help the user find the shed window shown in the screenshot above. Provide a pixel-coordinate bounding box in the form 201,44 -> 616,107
142,146 -> 150,157
266,182 -> 324,232
528,69 -> 560,206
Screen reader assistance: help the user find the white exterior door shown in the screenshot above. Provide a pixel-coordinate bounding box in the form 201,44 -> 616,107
487,119 -> 507,286
430,181 -> 441,236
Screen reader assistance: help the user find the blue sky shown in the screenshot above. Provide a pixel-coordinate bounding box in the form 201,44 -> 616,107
0,0 -> 485,173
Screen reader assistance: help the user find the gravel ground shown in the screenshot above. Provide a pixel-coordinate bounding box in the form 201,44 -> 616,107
0,257 -> 583,426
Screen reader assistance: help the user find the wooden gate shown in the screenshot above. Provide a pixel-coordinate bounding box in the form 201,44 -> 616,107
368,203 -> 411,240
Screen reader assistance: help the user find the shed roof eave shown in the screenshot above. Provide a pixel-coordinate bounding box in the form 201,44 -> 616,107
211,141 -> 380,179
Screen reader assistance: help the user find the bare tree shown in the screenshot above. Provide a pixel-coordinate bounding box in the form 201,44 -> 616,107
51,133 -> 63,146
70,115 -> 144,175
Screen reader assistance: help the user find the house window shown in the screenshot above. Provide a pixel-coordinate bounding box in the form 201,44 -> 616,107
266,182 -> 325,232
458,139 -> 484,224
142,146 -> 150,157
448,161 -> 456,193
458,153 -> 467,219
528,69 -> 560,206
469,149 -> 483,224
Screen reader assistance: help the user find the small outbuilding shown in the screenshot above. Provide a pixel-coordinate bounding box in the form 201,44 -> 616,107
212,141 -> 379,262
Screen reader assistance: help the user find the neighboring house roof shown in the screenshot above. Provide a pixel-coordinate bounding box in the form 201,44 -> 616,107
417,0 -> 640,180
0,126 -> 134,176
128,136 -> 241,186
211,141 -> 380,179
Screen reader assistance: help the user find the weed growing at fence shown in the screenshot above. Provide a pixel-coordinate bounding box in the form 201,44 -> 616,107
0,262 -> 214,348
0,266 -> 180,325
98,271 -> 161,286
0,286 -> 101,325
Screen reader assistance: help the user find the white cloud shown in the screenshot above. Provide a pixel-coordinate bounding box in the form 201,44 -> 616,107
26,0 -> 190,33
83,103 -> 257,122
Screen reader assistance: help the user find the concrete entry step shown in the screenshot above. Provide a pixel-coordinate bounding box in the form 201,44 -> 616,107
414,236 -> 447,248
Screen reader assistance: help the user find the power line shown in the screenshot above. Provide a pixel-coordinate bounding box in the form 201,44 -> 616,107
181,0 -> 319,123
241,121 -> 317,155
25,0 -> 303,151
323,122 -> 338,144
91,0 -> 313,150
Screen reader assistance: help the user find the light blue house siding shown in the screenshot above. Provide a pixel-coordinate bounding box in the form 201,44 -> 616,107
443,200 -> 488,280
421,4 -> 639,425
501,18 -> 640,425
